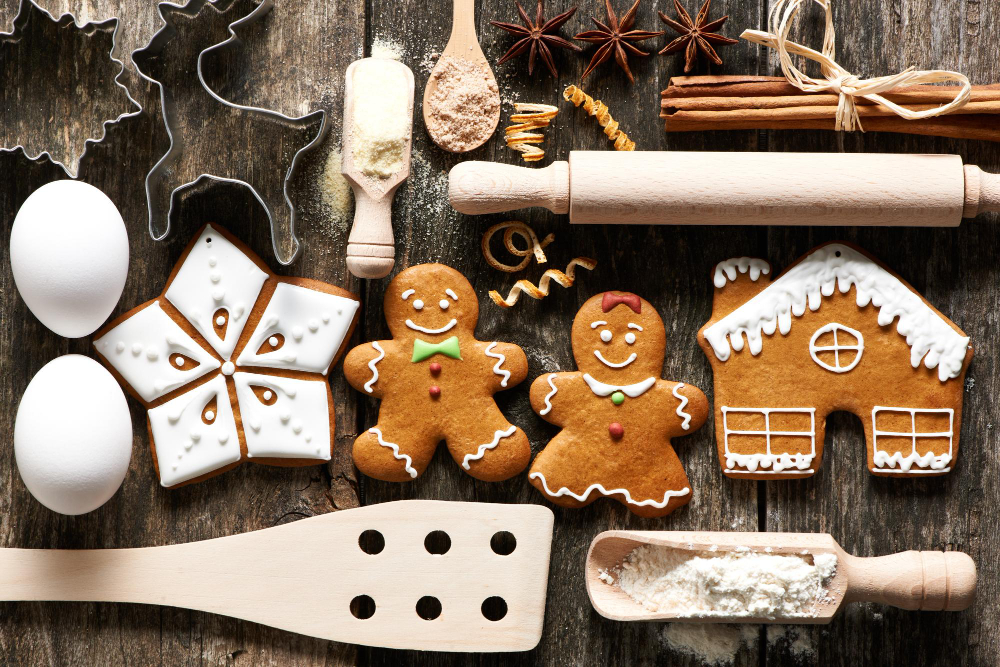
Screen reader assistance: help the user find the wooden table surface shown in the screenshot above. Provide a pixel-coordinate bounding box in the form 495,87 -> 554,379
0,0 -> 996,664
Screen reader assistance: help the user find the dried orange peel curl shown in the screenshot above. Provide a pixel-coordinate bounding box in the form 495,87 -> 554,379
481,221 -> 555,273
489,257 -> 598,308
505,103 -> 559,162
563,85 -> 635,151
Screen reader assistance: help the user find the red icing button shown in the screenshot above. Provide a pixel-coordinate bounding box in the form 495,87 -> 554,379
609,422 -> 624,439
429,362 -> 442,375
429,386 -> 441,398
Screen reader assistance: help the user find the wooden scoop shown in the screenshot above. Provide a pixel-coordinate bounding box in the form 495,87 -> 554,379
587,531 -> 976,624
422,0 -> 500,152
0,501 -> 554,652
341,58 -> 414,279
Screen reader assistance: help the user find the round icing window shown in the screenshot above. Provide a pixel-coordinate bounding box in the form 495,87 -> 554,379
809,323 -> 864,373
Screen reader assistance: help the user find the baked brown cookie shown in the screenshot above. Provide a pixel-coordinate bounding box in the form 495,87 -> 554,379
697,242 -> 973,480
528,291 -> 708,518
94,224 -> 360,487
344,263 -> 531,482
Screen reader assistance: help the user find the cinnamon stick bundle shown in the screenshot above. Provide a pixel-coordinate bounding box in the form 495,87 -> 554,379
661,75 -> 1000,142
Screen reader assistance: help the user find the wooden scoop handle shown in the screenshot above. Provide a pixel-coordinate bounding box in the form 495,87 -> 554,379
843,550 -> 977,611
346,192 -> 395,279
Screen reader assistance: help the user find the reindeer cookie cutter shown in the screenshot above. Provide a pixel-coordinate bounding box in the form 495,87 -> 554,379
133,0 -> 328,265
0,0 -> 142,178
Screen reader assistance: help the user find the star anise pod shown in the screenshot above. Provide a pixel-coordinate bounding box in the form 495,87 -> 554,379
658,0 -> 738,72
491,1 -> 582,77
574,0 -> 663,84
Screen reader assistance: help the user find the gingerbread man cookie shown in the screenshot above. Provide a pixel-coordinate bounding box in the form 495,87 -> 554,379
527,292 -> 708,518
344,264 -> 531,482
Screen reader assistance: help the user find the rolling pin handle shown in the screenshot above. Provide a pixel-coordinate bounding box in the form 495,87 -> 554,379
346,194 -> 395,279
843,550 -> 977,611
449,161 -> 570,216
964,165 -> 1000,218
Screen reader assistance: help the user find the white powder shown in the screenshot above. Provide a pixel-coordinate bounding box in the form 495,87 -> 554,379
319,149 -> 353,233
662,624 -> 758,666
612,546 -> 838,620
767,625 -> 817,658
371,38 -> 403,60
351,59 -> 410,178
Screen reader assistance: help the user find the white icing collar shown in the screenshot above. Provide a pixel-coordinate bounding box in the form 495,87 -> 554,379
583,374 -> 656,398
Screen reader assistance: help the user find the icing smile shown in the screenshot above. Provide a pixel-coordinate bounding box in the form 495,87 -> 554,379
594,350 -> 637,368
405,318 -> 457,335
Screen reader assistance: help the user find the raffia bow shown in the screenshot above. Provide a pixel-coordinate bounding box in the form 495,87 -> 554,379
740,0 -> 971,132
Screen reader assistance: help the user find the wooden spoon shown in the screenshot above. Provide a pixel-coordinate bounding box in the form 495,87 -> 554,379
422,0 -> 500,152
0,501 -> 554,652
341,58 -> 414,279
587,531 -> 976,623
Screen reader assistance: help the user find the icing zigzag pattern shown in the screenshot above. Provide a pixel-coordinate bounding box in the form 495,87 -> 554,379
529,471 -> 690,509
369,427 -> 417,478
462,426 -> 517,470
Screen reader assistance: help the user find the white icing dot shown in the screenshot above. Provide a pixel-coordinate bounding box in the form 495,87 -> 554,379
600,330 -> 613,343
177,453 -> 182,460
210,272 -> 221,283
234,305 -> 245,319
308,319 -> 319,332
221,361 -> 235,376
205,410 -> 215,420
280,412 -> 290,423
439,299 -> 450,310
322,313 -> 331,323
625,332 -> 637,344
218,433 -> 229,444
115,341 -> 125,353
174,356 -> 185,367
216,315 -> 226,326
168,411 -> 181,424
336,308 -> 343,315
212,289 -> 225,302
249,417 -> 261,432
413,299 -> 424,310
132,343 -> 143,356
172,464 -> 178,471
305,433 -> 312,443
208,256 -> 217,267
146,350 -> 159,361
292,326 -> 304,341
268,336 -> 278,347
285,387 -> 296,398
190,431 -> 201,442
263,390 -> 273,401
292,421 -> 303,434
184,442 -> 192,451
316,447 -> 321,455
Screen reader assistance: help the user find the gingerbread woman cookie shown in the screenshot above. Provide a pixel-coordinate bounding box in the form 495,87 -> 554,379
527,291 -> 708,518
344,264 -> 531,482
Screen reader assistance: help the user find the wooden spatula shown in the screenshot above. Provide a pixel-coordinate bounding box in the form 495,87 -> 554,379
0,501 -> 554,652
423,0 -> 500,152
341,58 -> 414,280
587,531 -> 976,623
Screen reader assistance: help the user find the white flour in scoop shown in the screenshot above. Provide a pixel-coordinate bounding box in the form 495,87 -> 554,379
610,545 -> 837,619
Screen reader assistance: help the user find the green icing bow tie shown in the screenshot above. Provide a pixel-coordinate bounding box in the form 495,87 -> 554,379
412,336 -> 462,363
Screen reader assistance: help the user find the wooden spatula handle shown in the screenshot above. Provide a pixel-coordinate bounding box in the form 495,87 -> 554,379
843,551 -> 976,611
449,161 -> 570,214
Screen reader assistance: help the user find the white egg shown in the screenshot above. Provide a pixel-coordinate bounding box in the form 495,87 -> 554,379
10,180 -> 129,338
14,355 -> 133,515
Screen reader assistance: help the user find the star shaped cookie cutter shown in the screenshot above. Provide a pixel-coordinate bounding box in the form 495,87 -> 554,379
0,0 -> 142,178
133,0 -> 328,265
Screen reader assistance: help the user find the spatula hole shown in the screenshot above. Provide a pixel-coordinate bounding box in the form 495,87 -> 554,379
358,530 -> 385,555
490,531 -> 516,555
481,596 -> 507,621
424,530 -> 451,555
350,595 -> 376,620
416,595 -> 442,620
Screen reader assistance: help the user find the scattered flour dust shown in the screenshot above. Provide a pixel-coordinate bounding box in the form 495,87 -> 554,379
612,546 -> 838,619
319,149 -> 353,234
371,37 -> 403,60
662,624 -> 758,666
767,625 -> 817,659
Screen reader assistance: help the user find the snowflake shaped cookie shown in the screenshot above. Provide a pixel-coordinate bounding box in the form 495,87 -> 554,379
94,224 -> 360,487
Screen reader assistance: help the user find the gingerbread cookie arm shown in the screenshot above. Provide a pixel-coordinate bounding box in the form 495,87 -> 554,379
529,372 -> 578,426
662,381 -> 709,437
481,341 -> 528,391
344,341 -> 397,398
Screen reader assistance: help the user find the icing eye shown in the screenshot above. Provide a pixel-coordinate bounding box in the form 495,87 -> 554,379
201,396 -> 218,425
213,308 -> 229,338
439,299 -> 450,310
251,385 -> 277,406
625,332 -> 636,345
413,299 -> 424,311
170,353 -> 200,370
600,330 -> 612,343
255,333 -> 285,355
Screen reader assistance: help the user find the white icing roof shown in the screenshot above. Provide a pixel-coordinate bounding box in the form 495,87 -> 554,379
703,244 -> 969,382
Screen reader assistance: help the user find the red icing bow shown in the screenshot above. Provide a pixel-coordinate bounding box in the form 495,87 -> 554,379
602,292 -> 641,314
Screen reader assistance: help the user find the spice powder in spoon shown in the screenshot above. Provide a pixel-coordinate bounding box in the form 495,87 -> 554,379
425,55 -> 501,152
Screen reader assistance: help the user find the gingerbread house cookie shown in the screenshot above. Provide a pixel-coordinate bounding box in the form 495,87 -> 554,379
527,291 -> 708,518
697,242 -> 973,480
93,224 -> 360,487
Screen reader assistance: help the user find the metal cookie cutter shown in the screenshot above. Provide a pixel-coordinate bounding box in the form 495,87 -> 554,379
0,0 -> 141,178
132,0 -> 328,265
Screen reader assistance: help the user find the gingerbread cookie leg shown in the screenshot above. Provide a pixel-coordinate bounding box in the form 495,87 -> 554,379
445,404 -> 531,482
353,413 -> 439,482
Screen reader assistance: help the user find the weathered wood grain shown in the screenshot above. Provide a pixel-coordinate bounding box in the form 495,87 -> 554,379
0,0 -> 997,664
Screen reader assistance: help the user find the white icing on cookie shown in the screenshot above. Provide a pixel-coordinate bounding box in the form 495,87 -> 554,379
235,282 -> 358,375
461,425 -> 517,470
672,383 -> 692,430
703,244 -> 969,382
405,318 -> 457,334
364,341 -> 385,393
539,373 -> 558,415
95,301 -> 220,402
233,373 -> 331,460
594,350 -> 637,368
445,289 -> 458,300
529,471 -> 690,508
369,427 -> 417,478
713,257 -> 770,288
148,375 -> 241,487
590,320 -> 607,329
583,374 -> 655,398
401,289 -> 415,300
164,225 -> 268,361
484,342 -> 510,387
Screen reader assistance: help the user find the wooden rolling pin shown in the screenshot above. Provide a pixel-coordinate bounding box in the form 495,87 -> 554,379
449,152 -> 1000,225
587,531 -> 977,623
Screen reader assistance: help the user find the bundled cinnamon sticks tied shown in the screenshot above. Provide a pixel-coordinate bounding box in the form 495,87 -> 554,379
661,75 -> 1000,142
